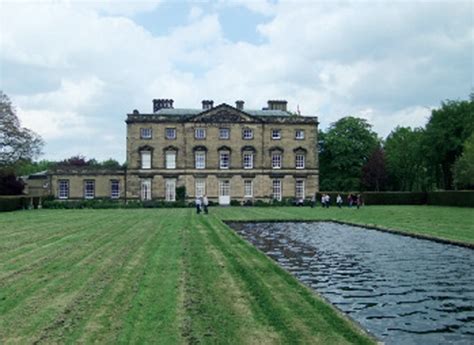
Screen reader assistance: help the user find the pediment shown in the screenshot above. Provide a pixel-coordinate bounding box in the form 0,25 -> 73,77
190,104 -> 261,123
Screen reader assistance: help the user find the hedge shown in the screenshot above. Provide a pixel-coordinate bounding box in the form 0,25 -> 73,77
0,196 -> 29,212
314,191 -> 474,207
362,192 -> 427,205
427,191 -> 474,207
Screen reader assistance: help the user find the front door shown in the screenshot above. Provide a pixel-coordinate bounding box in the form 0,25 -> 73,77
219,180 -> 230,205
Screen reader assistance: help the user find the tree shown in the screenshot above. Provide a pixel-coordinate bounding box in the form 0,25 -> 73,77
0,91 -> 44,167
0,171 -> 24,195
319,116 -> 379,191
453,133 -> 474,189
361,147 -> 388,191
100,158 -> 122,169
423,98 -> 474,189
384,126 -> 429,191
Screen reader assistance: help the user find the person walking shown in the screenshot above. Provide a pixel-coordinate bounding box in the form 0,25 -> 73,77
203,194 -> 209,214
311,193 -> 316,208
336,194 -> 342,208
348,193 -> 353,208
195,196 -> 202,214
321,194 -> 326,208
325,194 -> 331,208
356,194 -> 362,209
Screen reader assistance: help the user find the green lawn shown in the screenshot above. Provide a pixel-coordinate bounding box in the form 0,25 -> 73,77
0,206 -> 472,344
0,209 -> 374,345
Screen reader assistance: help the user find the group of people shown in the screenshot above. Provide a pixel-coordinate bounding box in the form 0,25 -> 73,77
310,193 -> 362,209
195,195 -> 209,214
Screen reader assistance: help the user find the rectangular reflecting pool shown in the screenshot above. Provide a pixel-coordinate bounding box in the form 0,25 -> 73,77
228,222 -> 474,345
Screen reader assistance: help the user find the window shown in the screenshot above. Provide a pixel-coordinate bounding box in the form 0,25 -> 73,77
166,151 -> 176,169
58,180 -> 69,199
243,153 -> 253,169
165,179 -> 176,202
244,180 -> 253,197
195,179 -> 206,197
141,179 -> 152,201
195,151 -> 206,169
220,151 -> 230,169
295,180 -> 305,199
140,128 -> 152,139
295,130 -> 305,140
141,151 -> 151,169
84,180 -> 95,199
166,128 -> 176,139
272,180 -> 282,201
242,128 -> 253,140
295,154 -> 305,169
110,180 -> 120,199
272,153 -> 282,169
219,128 -> 230,139
195,128 -> 206,139
272,129 -> 281,140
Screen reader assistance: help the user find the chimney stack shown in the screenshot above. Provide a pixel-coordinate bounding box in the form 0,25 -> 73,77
202,100 -> 214,110
235,100 -> 244,110
153,99 -> 174,112
267,100 -> 287,111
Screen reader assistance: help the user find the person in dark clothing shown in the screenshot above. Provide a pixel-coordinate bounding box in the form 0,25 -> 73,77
203,195 -> 209,214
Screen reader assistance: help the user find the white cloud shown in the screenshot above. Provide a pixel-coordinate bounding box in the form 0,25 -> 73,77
1,0 -> 472,161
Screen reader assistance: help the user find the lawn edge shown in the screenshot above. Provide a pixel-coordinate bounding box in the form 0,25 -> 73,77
224,219 -> 474,249
220,219 -> 380,345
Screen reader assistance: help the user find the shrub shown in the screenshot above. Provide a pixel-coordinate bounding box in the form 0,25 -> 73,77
427,191 -> 474,207
230,200 -> 241,206
176,186 -> 186,201
362,192 -> 427,205
0,196 -> 28,212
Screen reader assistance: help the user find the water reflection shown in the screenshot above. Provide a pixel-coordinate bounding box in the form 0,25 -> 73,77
229,222 -> 474,345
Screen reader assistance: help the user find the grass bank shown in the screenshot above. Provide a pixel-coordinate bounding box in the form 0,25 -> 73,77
215,205 -> 474,245
0,209 -> 374,344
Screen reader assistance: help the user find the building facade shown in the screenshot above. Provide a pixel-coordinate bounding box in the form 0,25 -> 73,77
31,99 -> 319,204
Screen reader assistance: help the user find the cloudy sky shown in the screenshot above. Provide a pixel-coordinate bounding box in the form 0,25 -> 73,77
1,0 -> 472,162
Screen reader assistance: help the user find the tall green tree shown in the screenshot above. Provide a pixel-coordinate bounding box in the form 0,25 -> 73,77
0,91 -> 44,167
453,133 -> 474,189
423,97 -> 474,189
384,126 -> 429,191
361,146 -> 388,191
319,116 -> 379,191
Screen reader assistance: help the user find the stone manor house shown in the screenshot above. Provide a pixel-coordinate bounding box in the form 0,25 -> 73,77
27,99 -> 319,205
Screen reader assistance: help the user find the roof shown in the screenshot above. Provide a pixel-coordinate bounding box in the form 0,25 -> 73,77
153,107 -> 291,117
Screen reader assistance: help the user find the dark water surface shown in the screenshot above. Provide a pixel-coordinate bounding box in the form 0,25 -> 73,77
229,222 -> 474,345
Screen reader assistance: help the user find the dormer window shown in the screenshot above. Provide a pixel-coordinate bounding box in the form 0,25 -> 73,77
195,128 -> 206,139
242,128 -> 253,140
140,128 -> 152,139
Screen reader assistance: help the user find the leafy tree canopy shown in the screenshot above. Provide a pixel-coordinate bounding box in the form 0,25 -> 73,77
319,116 -> 379,191
361,147 -> 388,191
453,133 -> 474,189
384,126 -> 430,191
0,91 -> 44,168
423,98 -> 474,189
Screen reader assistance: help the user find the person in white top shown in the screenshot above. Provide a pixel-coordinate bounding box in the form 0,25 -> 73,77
195,196 -> 202,214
